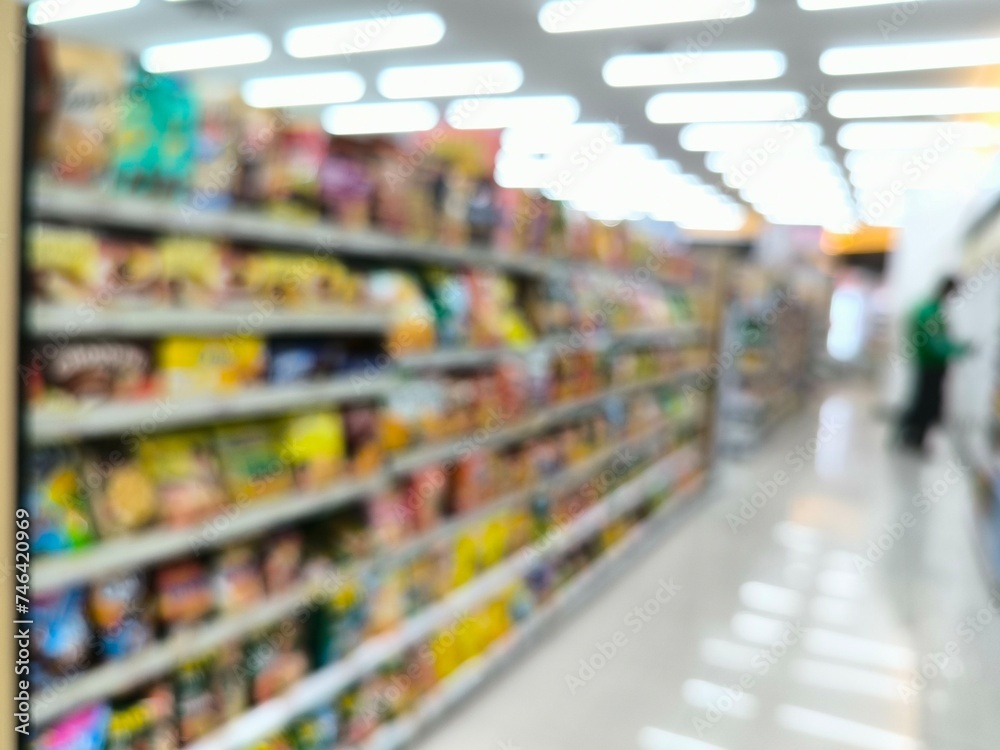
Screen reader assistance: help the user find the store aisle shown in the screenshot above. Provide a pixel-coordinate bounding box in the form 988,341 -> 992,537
412,385 -> 1000,750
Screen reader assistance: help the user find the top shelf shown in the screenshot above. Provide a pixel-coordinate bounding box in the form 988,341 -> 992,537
29,185 -> 687,285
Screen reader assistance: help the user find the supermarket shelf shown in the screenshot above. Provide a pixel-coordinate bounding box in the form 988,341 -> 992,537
31,184 -> 548,278
185,447 -> 701,750
32,428 -> 701,726
388,370 -> 697,476
29,375 -> 397,444
396,326 -> 707,371
33,475 -> 387,595
27,304 -> 392,337
33,578 -> 316,728
30,184 -> 695,285
361,472 -> 707,750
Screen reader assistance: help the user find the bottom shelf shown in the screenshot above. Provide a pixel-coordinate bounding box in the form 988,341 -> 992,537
358,472 -> 707,750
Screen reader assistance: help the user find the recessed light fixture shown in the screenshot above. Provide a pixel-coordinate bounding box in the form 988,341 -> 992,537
680,122 -> 823,151
322,101 -> 440,135
446,95 -> 580,130
838,121 -> 1000,150
285,12 -> 445,59
27,0 -> 138,24
141,33 -> 272,73
377,61 -> 523,99
799,0 -> 927,9
241,72 -> 365,109
829,87 -> 1000,118
539,0 -> 754,33
647,92 -> 807,124
604,50 -> 786,87
821,37 -> 1000,75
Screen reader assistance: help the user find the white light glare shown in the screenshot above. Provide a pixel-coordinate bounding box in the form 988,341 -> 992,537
829,88 -> 1000,119
648,92 -> 806,124
540,0 -> 755,34
800,0 -> 926,9
141,34 -> 272,73
821,37 -> 1000,76
241,72 -> 365,109
604,50 -> 786,87
322,101 -> 439,135
681,122 -> 823,152
776,705 -> 921,750
377,61 -> 523,99
838,121 -> 999,150
285,13 -> 445,59
638,726 -> 729,750
446,95 -> 580,130
27,0 -> 138,24
501,122 -> 623,156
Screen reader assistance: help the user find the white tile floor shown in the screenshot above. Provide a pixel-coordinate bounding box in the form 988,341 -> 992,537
411,385 -> 1000,750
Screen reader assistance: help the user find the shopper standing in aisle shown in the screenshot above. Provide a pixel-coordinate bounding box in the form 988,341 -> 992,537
897,276 -> 971,452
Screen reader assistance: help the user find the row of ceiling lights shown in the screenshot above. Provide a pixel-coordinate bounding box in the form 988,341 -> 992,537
28,0 -> 1000,233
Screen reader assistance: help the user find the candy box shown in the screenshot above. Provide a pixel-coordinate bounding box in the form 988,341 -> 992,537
157,336 -> 266,398
245,621 -> 309,704
32,587 -> 92,688
342,404 -> 383,476
213,545 -> 265,614
79,439 -> 157,538
39,341 -> 154,406
89,572 -> 153,661
161,237 -> 225,308
173,655 -> 220,743
154,560 -> 214,628
27,225 -> 107,305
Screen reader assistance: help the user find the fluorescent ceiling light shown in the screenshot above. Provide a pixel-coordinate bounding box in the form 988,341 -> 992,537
731,611 -> 791,645
838,121 -> 999,150
638,726 -> 729,750
799,0 -> 926,9
681,122 -> 823,152
241,72 -> 365,109
776,705 -> 921,750
141,34 -> 271,73
285,12 -> 445,59
540,0 -> 754,34
604,50 -> 785,87
378,61 -> 523,99
699,638 -> 759,671
821,37 -> 1000,76
647,91 -> 806,123
27,0 -> 138,24
830,88 -> 1000,119
446,95 -> 580,130
322,101 -> 439,135
501,122 -> 623,155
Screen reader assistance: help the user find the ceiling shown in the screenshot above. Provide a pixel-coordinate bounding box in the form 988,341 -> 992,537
32,0 -> 1000,230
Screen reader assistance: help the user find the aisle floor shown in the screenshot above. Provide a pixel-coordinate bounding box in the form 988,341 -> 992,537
412,384 -> 1000,750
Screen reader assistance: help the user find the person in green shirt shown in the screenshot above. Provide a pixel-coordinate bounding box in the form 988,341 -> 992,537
898,276 -> 972,452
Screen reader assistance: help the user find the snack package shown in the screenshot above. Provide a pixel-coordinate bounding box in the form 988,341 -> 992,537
368,490 -> 406,550
33,588 -> 92,688
214,422 -> 293,502
33,704 -> 111,750
268,339 -> 346,385
139,431 -> 226,527
89,572 -> 153,661
245,621 -> 309,704
154,560 -> 214,628
173,655 -> 219,744
288,708 -> 338,750
99,235 -> 167,309
40,341 -> 153,405
105,683 -> 176,750
279,412 -> 346,490
81,441 -> 158,538
405,465 -> 446,532
43,38 -> 124,184
213,545 -> 265,614
161,237 -> 225,308
262,531 -> 304,594
157,336 -> 266,398
310,578 -> 366,666
214,642 -> 250,722
367,271 -> 436,354
342,404 -> 382,476
28,448 -> 95,554
27,225 -> 107,304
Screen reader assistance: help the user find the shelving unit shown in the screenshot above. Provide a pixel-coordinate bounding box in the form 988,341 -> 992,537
185,448 -> 703,750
